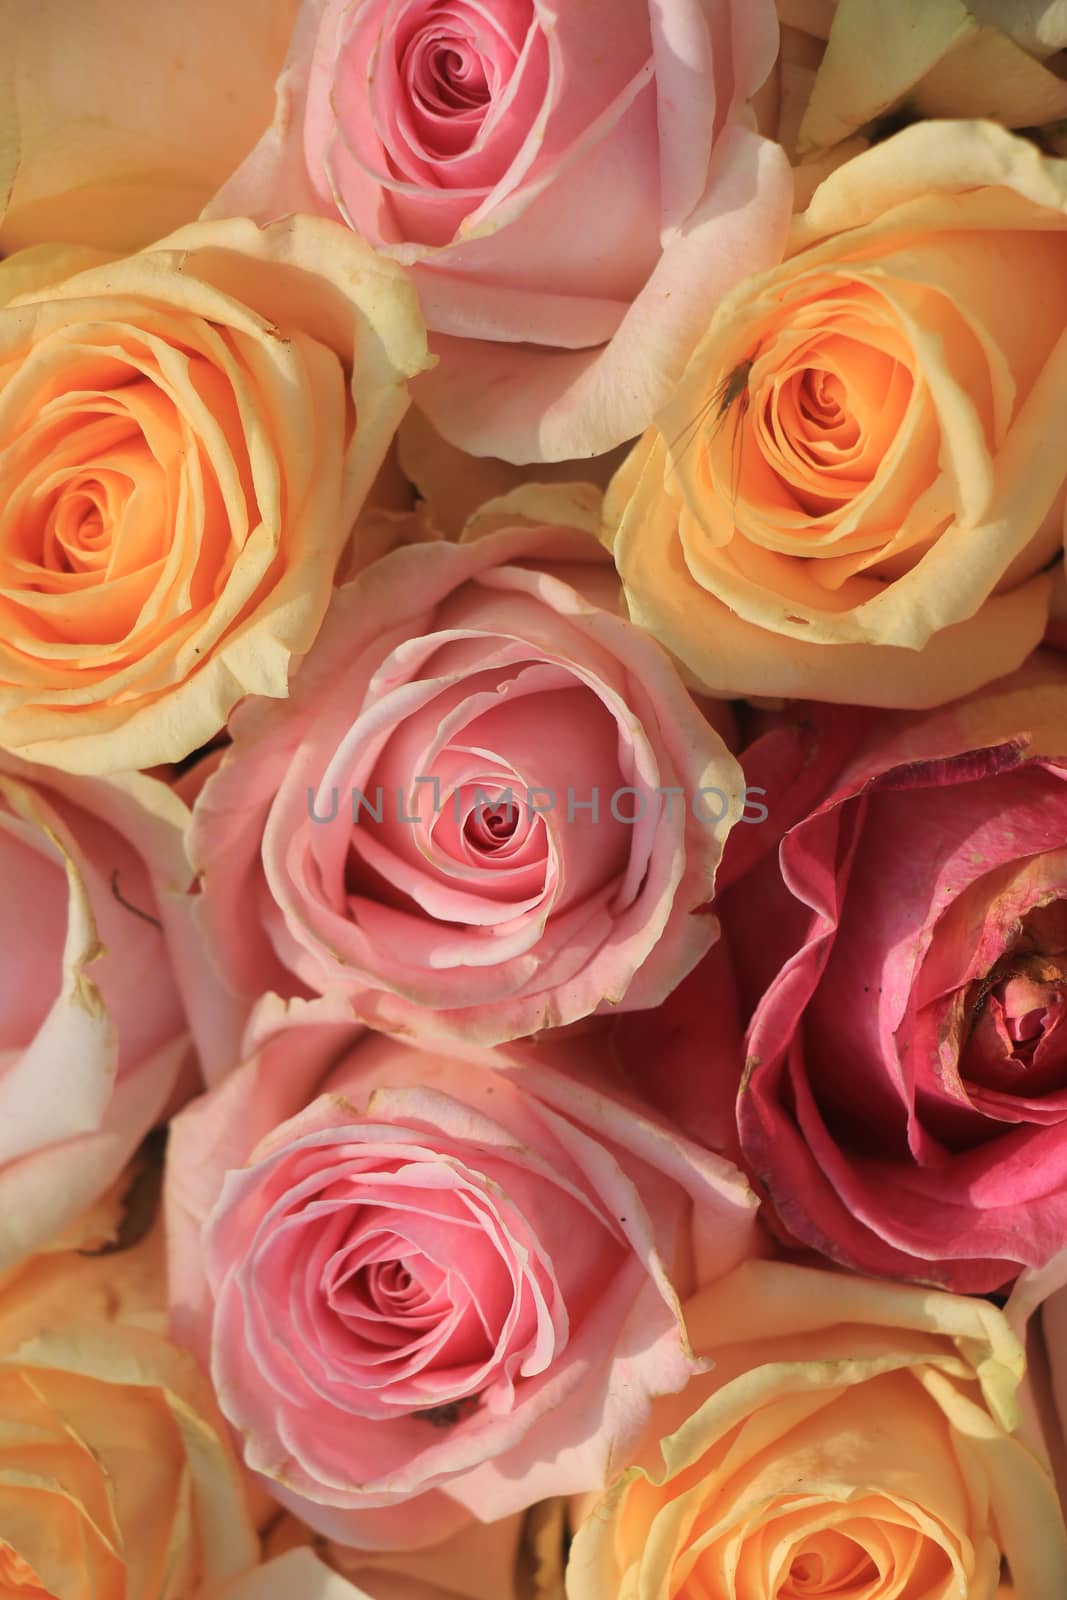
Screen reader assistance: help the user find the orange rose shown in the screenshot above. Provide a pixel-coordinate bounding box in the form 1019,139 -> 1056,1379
605,120 -> 1067,708
0,216 -> 428,772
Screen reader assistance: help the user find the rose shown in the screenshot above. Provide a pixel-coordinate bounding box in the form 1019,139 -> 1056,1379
798,0 -> 1067,161
0,1209 -> 169,1345
165,997 -> 758,1547
1007,1252 -> 1067,1515
0,0 -> 298,256
0,1227 -> 258,1598
0,215 -> 428,773
604,120 -> 1067,709
728,653 -> 1067,1290
0,751 -> 197,1271
220,1553 -> 375,1600
565,1260 -> 1067,1599
243,1512 -> 560,1600
206,0 -> 792,462
189,486 -> 744,1046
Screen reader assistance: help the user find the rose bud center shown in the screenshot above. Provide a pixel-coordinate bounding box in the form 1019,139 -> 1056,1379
961,898 -> 1067,1096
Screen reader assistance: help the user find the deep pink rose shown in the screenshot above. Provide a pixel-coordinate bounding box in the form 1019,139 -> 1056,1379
0,755 -> 194,1267
728,656 -> 1067,1291
165,998 -> 757,1547
189,492 -> 743,1048
207,0 -> 792,461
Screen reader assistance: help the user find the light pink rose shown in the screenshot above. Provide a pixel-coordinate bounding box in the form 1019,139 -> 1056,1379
165,997 -> 758,1547
0,755 -> 194,1268
189,490 -> 744,1048
207,0 -> 792,462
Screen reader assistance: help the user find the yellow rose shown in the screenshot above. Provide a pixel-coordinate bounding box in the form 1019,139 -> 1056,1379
0,215 -> 428,773
0,1229 -> 258,1598
566,1261 -> 1067,1599
605,120 -> 1067,708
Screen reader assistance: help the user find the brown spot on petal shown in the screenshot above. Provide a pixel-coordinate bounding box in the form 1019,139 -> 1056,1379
413,1395 -> 481,1428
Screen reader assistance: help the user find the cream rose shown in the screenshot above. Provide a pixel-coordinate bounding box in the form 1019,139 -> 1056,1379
1007,1251 -> 1067,1516
566,1261 -> 1067,1599
0,215 -> 427,772
605,119 -> 1067,709
798,0 -> 1067,161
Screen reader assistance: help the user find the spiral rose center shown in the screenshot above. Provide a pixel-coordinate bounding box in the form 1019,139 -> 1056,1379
762,334 -> 909,519
463,798 -> 520,851
999,967 -> 1064,1054
326,1234 -> 452,1344
798,368 -> 849,434
699,288 -> 919,548
961,898 -> 1067,1095
782,1531 -> 879,1595
2,370 -> 199,651
267,1160 -> 556,1423
396,0 -> 513,160
411,34 -> 490,114
43,478 -> 117,573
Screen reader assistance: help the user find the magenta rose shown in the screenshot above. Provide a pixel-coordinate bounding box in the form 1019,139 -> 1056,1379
0,755 -> 195,1267
165,997 -> 757,1547
207,0 -> 792,461
728,656 -> 1067,1291
190,488 -> 743,1048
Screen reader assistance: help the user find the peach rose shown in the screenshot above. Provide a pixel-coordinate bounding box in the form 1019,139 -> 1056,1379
605,120 -> 1067,709
0,752 -> 195,1270
0,1228 -> 258,1599
566,1260 -> 1067,1600
207,0 -> 792,462
238,1513 -> 555,1600
220,1553 -> 373,1600
0,215 -> 427,773
0,0 -> 299,255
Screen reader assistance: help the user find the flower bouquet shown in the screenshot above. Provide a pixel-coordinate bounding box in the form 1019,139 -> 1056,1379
2,0 -> 1067,1595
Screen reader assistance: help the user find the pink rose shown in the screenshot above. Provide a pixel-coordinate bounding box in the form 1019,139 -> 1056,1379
0,755 -> 194,1267
165,998 -> 757,1547
190,489 -> 743,1047
726,655 -> 1067,1290
208,0 -> 792,461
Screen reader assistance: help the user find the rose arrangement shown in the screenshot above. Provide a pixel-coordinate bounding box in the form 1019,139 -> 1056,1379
3,2 -> 1067,1596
